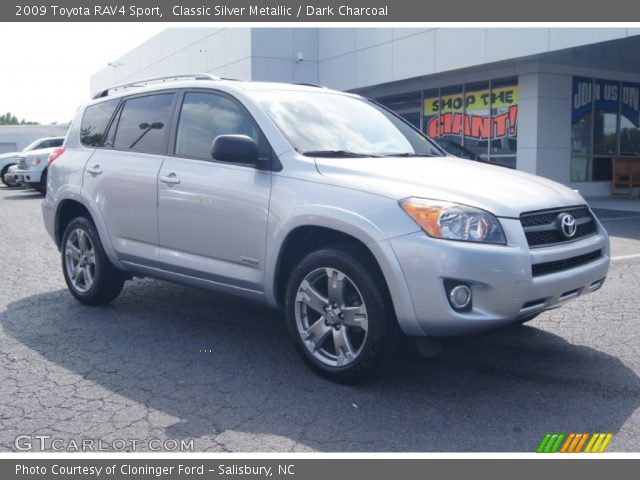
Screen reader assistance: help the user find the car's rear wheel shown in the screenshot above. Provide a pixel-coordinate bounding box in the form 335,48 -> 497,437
61,216 -> 126,305
284,245 -> 399,383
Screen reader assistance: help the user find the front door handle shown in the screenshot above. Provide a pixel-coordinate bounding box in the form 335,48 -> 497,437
86,165 -> 103,175
159,173 -> 180,185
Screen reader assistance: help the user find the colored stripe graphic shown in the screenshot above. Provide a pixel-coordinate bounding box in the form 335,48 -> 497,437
574,433 -> 589,453
537,433 -> 565,453
537,433 -> 552,453
585,433 -> 614,453
538,433 -> 613,453
560,433 -> 575,453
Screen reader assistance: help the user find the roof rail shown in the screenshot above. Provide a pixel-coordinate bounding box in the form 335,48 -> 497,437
92,73 -> 220,99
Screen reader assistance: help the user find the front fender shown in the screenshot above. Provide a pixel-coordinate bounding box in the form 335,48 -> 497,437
263,204 -> 422,336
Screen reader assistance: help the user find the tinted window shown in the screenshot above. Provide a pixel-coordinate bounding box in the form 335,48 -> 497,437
175,92 -> 260,160
81,100 -> 119,147
35,138 -> 63,149
114,94 -> 175,154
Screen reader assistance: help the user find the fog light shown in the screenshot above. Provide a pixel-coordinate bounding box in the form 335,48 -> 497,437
449,285 -> 471,309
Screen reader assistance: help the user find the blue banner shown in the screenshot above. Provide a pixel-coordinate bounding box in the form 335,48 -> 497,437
572,77 -> 593,124
621,81 -> 640,127
594,78 -> 619,112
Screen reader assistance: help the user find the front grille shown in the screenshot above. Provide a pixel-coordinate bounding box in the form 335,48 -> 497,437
17,157 -> 27,169
520,205 -> 597,247
531,249 -> 602,277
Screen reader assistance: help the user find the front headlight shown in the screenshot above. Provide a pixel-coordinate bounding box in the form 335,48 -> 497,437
399,198 -> 506,244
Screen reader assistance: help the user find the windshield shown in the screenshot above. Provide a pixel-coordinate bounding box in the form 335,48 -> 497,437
253,90 -> 443,157
22,139 -> 45,152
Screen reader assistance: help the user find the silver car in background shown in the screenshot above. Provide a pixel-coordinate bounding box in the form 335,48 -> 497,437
42,74 -> 610,382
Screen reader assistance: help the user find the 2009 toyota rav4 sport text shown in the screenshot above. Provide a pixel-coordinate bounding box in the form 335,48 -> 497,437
42,74 -> 610,382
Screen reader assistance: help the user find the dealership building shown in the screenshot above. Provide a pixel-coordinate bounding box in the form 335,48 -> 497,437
91,28 -> 640,197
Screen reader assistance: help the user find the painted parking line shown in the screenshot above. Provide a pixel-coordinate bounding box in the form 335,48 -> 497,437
611,253 -> 640,261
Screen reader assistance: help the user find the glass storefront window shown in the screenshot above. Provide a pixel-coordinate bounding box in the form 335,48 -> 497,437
620,115 -> 640,155
571,113 -> 592,156
377,91 -> 423,130
571,77 -> 640,182
420,78 -> 518,167
463,81 -> 490,161
570,157 -> 589,182
593,111 -> 618,156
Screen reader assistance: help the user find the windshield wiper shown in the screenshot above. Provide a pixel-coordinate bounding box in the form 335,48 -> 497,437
380,152 -> 439,157
302,150 -> 380,158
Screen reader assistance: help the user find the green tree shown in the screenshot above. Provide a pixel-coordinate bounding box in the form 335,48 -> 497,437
0,112 -> 39,125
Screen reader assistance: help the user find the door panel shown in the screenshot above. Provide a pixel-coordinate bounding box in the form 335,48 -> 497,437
83,149 -> 164,263
158,159 -> 270,290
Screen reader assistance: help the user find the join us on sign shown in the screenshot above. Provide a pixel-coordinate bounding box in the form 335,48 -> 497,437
572,77 -> 640,126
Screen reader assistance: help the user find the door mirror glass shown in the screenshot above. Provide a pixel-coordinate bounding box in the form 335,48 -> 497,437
211,135 -> 259,166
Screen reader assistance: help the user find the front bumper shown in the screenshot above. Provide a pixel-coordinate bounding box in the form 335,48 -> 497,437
388,217 -> 610,336
14,168 -> 42,186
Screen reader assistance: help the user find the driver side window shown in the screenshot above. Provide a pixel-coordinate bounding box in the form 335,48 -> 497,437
175,92 -> 263,161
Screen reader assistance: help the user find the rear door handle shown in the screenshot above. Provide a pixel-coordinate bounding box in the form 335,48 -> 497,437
86,165 -> 103,175
159,173 -> 180,185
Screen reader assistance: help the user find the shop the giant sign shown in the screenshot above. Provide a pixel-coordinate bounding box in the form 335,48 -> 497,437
572,77 -> 640,126
424,86 -> 518,139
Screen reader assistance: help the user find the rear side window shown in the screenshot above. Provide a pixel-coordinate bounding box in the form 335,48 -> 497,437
80,99 -> 119,147
175,92 -> 261,160
113,93 -> 175,155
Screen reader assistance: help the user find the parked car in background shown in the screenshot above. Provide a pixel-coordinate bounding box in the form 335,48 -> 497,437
13,137 -> 65,193
43,75 -> 610,382
0,137 -> 65,187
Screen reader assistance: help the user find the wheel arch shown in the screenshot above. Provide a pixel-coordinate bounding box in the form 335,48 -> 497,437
53,194 -> 124,271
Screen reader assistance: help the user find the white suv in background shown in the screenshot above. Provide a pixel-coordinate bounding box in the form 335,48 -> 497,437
14,136 -> 65,193
42,74 -> 610,382
1,137 -> 64,187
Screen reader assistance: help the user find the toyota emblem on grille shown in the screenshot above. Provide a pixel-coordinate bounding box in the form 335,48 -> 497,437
558,213 -> 577,238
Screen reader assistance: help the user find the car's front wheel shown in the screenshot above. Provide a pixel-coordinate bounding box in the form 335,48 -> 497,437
284,245 -> 399,383
36,169 -> 47,194
1,165 -> 15,187
61,216 -> 126,305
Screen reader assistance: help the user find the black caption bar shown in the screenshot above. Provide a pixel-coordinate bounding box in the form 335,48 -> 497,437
4,0 -> 640,21
3,459 -> 640,480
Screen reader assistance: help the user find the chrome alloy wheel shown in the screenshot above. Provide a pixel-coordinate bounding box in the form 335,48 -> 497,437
294,267 -> 369,367
64,228 -> 96,293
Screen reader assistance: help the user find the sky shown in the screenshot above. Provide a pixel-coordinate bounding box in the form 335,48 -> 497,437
0,23 -> 166,125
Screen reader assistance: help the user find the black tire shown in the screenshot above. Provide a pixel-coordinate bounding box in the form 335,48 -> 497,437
1,164 -> 14,186
61,216 -> 126,305
284,244 -> 400,383
36,169 -> 47,194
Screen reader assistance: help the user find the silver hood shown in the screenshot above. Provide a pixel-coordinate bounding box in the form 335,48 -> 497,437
314,155 -> 585,218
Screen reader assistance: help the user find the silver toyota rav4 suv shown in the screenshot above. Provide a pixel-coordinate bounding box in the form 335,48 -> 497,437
43,74 -> 610,382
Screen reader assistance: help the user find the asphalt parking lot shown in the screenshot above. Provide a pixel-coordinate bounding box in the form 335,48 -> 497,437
0,185 -> 638,452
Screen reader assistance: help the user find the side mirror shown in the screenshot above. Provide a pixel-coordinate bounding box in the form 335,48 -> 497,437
211,135 -> 259,166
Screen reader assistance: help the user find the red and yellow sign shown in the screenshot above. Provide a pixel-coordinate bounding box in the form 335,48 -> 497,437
424,86 -> 519,140
424,86 -> 519,115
